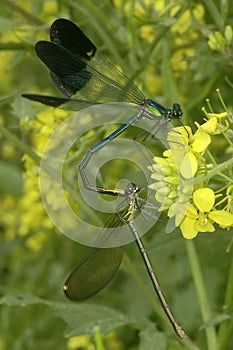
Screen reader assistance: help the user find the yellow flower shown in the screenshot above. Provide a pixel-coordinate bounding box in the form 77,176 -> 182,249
149,94 -> 232,239
196,112 -> 229,135
180,189 -> 214,239
167,125 -> 211,179
180,188 -> 233,239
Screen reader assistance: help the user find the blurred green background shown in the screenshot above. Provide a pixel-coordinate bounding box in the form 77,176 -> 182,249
0,1 -> 233,349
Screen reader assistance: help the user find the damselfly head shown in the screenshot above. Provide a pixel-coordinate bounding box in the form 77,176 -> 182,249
172,103 -> 182,119
125,182 -> 138,196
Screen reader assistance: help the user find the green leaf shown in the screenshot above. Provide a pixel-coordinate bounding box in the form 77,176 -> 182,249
0,291 -> 42,306
200,313 -> 232,329
0,92 -> 17,106
139,323 -> 167,350
0,291 -> 137,337
54,302 -> 137,337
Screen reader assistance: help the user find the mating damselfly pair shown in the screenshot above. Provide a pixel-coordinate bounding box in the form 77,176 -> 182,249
23,18 -> 186,338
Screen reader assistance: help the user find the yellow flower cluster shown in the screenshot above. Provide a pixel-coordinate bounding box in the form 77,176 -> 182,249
113,1 -> 205,96
148,101 -> 233,239
1,105 -> 68,250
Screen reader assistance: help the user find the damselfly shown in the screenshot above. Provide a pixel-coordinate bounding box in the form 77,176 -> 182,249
22,18 -> 182,193
63,182 -> 187,339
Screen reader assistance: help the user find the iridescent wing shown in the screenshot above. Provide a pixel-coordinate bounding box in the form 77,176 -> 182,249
23,18 -> 145,110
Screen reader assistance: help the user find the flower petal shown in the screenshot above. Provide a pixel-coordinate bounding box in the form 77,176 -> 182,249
209,210 -> 233,227
208,112 -> 227,119
185,203 -> 199,219
167,126 -> 192,148
193,188 -> 215,212
192,131 -> 211,152
180,216 -> 199,239
200,118 -> 218,133
180,152 -> 198,179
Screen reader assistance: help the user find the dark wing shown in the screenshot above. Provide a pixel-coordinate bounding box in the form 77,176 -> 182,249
35,41 -> 92,92
23,18 -> 145,110
63,201 -> 135,301
63,246 -> 124,301
49,18 -> 96,97
50,18 -> 96,60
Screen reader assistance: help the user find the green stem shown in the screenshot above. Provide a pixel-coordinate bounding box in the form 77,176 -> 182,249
1,0 -> 44,25
186,240 -> 217,350
202,0 -> 224,32
94,327 -> 106,350
218,256 -> 233,350
205,150 -> 232,182
186,156 -> 233,186
0,43 -> 32,51
162,40 -> 181,103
